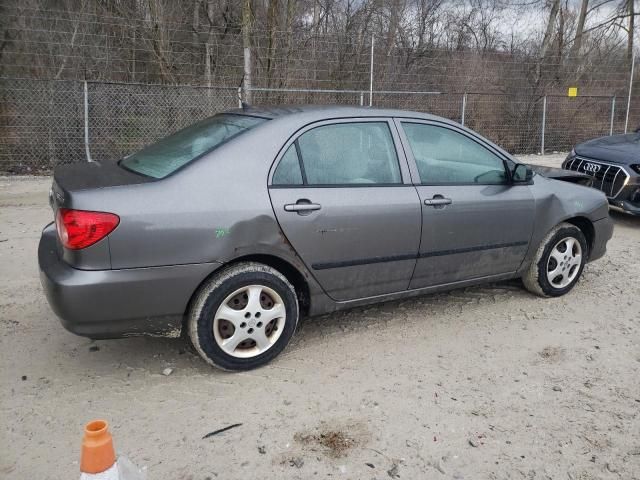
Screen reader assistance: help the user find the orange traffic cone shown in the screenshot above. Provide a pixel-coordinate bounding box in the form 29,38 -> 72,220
79,419 -> 145,480
80,420 -> 118,479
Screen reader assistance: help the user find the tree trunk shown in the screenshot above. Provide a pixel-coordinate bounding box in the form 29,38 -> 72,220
147,0 -> 174,83
242,0 -> 253,104
192,0 -> 200,46
536,0 -> 561,82
204,0 -> 214,89
557,5 -> 564,58
540,0 -> 560,59
266,0 -> 279,89
569,0 -> 588,60
280,0 -> 296,89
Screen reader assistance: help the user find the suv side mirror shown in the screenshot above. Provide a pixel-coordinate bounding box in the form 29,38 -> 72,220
512,163 -> 533,184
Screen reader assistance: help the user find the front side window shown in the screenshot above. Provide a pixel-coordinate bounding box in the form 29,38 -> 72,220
296,122 -> 402,185
401,122 -> 507,185
121,114 -> 266,179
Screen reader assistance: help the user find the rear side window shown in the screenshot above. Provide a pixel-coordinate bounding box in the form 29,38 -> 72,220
296,122 -> 401,185
272,145 -> 303,185
401,123 -> 506,184
120,114 -> 266,179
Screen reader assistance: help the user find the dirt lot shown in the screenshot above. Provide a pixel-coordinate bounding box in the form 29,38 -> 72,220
1,158 -> 639,479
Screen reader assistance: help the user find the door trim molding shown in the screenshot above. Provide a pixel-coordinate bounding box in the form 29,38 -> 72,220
312,253 -> 416,270
419,241 -> 528,258
311,241 -> 528,270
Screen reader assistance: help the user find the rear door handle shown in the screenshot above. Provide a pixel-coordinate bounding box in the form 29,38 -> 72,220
284,200 -> 321,214
424,196 -> 452,206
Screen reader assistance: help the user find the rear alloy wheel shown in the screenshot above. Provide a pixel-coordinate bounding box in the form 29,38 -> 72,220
188,262 -> 298,370
523,222 -> 588,297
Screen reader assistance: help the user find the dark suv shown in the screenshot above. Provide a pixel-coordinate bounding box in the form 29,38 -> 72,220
563,131 -> 640,216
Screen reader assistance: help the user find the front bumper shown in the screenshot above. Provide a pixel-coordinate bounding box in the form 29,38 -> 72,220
38,224 -> 221,339
589,216 -> 614,262
562,157 -> 640,216
608,195 -> 640,216
609,173 -> 640,216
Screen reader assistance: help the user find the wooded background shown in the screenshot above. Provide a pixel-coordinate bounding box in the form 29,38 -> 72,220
1,0 -> 638,172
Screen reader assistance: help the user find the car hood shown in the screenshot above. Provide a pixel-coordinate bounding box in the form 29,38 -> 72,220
575,133 -> 640,165
528,165 -> 592,184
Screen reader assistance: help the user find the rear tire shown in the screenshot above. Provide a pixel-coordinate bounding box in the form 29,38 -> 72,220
188,262 -> 299,371
523,222 -> 588,297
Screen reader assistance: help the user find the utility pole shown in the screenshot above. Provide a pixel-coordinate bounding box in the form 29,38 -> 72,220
242,0 -> 253,104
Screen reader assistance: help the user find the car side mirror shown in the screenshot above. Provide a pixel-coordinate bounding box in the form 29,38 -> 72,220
512,163 -> 533,184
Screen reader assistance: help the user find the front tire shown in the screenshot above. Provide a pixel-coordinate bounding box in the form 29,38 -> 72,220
523,222 -> 588,297
188,262 -> 299,371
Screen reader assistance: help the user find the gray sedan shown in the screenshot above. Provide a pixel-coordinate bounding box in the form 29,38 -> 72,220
39,106 -> 613,370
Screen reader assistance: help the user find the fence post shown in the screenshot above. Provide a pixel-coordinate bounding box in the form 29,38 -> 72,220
360,92 -> 364,106
540,95 -> 547,155
237,86 -> 243,108
610,96 -> 616,135
369,35 -> 374,107
83,80 -> 93,162
624,54 -> 635,133
461,93 -> 467,126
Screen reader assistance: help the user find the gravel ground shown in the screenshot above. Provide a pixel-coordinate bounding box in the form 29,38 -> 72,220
1,156 -> 639,480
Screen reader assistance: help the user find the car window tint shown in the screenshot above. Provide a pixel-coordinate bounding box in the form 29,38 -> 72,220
272,145 -> 303,185
120,114 -> 266,179
297,122 -> 401,185
401,123 -> 506,185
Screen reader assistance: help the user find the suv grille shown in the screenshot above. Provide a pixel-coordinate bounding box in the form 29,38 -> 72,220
565,157 -> 629,198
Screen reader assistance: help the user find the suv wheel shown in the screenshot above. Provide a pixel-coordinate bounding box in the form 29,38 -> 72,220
188,262 -> 299,371
523,222 -> 588,297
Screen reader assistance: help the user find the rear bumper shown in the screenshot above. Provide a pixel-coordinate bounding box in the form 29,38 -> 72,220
588,216 -> 614,263
38,223 -> 221,339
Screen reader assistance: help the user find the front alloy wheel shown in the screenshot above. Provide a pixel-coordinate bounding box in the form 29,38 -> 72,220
523,222 -> 588,297
545,237 -> 582,289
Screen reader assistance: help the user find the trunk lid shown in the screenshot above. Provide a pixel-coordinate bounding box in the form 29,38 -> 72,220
50,160 -> 151,270
50,159 -> 152,211
53,159 -> 152,199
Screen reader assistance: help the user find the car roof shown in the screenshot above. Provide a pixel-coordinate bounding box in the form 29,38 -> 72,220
225,104 -> 449,123
223,104 -> 516,163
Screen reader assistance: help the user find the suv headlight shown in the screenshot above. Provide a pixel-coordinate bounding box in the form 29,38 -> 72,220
563,149 -> 576,168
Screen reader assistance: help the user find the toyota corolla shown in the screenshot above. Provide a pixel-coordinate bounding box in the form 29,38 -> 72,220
39,106 -> 613,370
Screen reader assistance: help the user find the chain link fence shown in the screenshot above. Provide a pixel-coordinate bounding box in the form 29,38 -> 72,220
1,77 -> 639,173
1,5 -> 638,174
88,82 -> 238,162
1,78 -> 85,170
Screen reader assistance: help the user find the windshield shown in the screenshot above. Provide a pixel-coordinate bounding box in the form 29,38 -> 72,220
120,114 -> 266,178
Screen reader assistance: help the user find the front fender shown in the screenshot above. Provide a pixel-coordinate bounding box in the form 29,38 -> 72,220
519,175 -> 610,272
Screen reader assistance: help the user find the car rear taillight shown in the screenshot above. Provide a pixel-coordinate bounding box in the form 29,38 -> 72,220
55,208 -> 120,250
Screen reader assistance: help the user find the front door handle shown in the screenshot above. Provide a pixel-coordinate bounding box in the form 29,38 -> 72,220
284,200 -> 322,214
424,195 -> 452,207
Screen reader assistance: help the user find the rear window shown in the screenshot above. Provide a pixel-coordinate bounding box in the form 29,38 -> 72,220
120,114 -> 266,179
